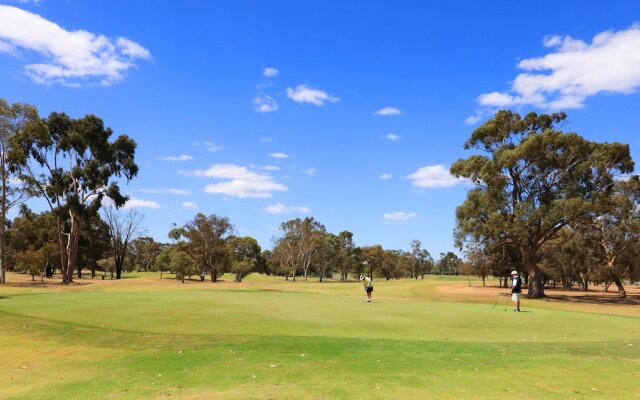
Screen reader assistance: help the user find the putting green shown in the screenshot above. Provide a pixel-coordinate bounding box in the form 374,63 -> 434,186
0,274 -> 638,399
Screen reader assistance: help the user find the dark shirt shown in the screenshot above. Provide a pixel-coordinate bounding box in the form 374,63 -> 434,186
511,276 -> 522,293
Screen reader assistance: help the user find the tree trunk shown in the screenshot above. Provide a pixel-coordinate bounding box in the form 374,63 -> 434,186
0,170 -> 7,284
522,246 -> 544,298
62,214 -> 81,284
609,269 -> 626,298
527,266 -> 544,298
210,269 -> 218,282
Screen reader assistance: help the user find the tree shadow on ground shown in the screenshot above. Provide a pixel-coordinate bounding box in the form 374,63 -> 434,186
544,293 -> 640,305
3,280 -> 91,288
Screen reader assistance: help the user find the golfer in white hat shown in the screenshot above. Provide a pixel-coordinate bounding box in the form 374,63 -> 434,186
509,270 -> 523,312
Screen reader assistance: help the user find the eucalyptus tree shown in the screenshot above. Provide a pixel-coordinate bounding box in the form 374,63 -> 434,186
170,213 -> 234,282
227,235 -> 261,282
276,217 -> 325,281
76,215 -> 111,278
336,230 -> 356,281
314,232 -> 339,282
436,252 -> 460,276
130,236 -> 162,272
16,112 -> 138,284
587,177 -> 640,297
103,206 -> 144,279
0,99 -> 41,283
361,245 -> 384,280
410,240 -> 433,279
10,206 -> 60,277
463,244 -> 490,286
451,110 -> 633,297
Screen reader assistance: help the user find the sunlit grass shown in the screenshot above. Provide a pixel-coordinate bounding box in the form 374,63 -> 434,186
1,272 -> 638,399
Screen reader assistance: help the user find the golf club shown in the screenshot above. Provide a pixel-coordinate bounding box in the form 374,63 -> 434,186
503,294 -> 511,311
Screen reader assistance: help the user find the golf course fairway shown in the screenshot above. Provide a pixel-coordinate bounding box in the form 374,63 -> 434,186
0,273 -> 638,399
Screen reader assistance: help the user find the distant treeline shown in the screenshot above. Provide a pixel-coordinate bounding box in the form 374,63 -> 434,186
2,101 -> 639,298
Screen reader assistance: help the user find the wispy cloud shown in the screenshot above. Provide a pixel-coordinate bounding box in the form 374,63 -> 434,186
194,141 -> 223,152
183,163 -> 288,198
254,165 -> 281,171
374,107 -> 403,116
286,85 -> 339,106
380,173 -> 393,180
260,137 -> 274,143
269,152 -> 290,159
384,133 -> 401,141
0,5 -> 151,86
464,115 -> 481,125
407,165 -> 466,188
140,188 -> 191,195
181,201 -> 198,210
254,93 -> 278,113
123,197 -> 161,209
264,203 -> 311,215
383,212 -> 420,222
157,154 -> 193,162
477,24 -> 640,110
304,168 -> 316,177
262,67 -> 279,77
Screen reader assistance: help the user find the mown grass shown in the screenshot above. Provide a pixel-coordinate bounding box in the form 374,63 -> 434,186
0,273 -> 638,399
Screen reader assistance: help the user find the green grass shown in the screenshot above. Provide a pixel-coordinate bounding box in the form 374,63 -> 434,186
1,273 -> 639,399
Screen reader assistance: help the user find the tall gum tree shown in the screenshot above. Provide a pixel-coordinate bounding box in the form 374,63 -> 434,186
451,110 -> 633,298
0,99 -> 40,283
16,112 -> 138,284
588,177 -> 640,297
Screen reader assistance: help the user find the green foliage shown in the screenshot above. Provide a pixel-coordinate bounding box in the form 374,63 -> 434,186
14,111 -> 138,283
452,110 -> 634,297
170,213 -> 234,282
227,235 -> 261,282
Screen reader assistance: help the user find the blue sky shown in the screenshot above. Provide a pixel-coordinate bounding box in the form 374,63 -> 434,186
1,1 -> 640,257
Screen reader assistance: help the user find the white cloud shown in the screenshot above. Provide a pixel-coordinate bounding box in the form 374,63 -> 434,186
304,168 -> 316,176
260,137 -> 274,143
123,197 -> 161,209
255,165 -> 281,171
262,67 -> 279,77
194,141 -> 223,152
269,152 -> 290,159
464,115 -> 481,125
374,107 -> 403,116
264,203 -> 311,215
383,212 -> 420,222
181,201 -> 198,210
380,173 -> 393,180
384,133 -> 401,141
254,93 -> 278,113
477,24 -> 640,109
286,85 -> 339,106
140,188 -> 191,195
0,5 -> 151,86
184,163 -> 288,198
407,165 -> 466,188
158,154 -> 193,162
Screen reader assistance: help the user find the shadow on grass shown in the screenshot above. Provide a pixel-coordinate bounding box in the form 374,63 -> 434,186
545,293 -> 640,305
3,280 -> 92,288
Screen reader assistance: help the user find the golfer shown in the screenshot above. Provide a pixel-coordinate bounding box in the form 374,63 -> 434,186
360,275 -> 373,302
509,270 -> 522,312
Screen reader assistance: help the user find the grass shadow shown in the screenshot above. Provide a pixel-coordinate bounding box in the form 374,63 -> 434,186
545,293 -> 640,305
